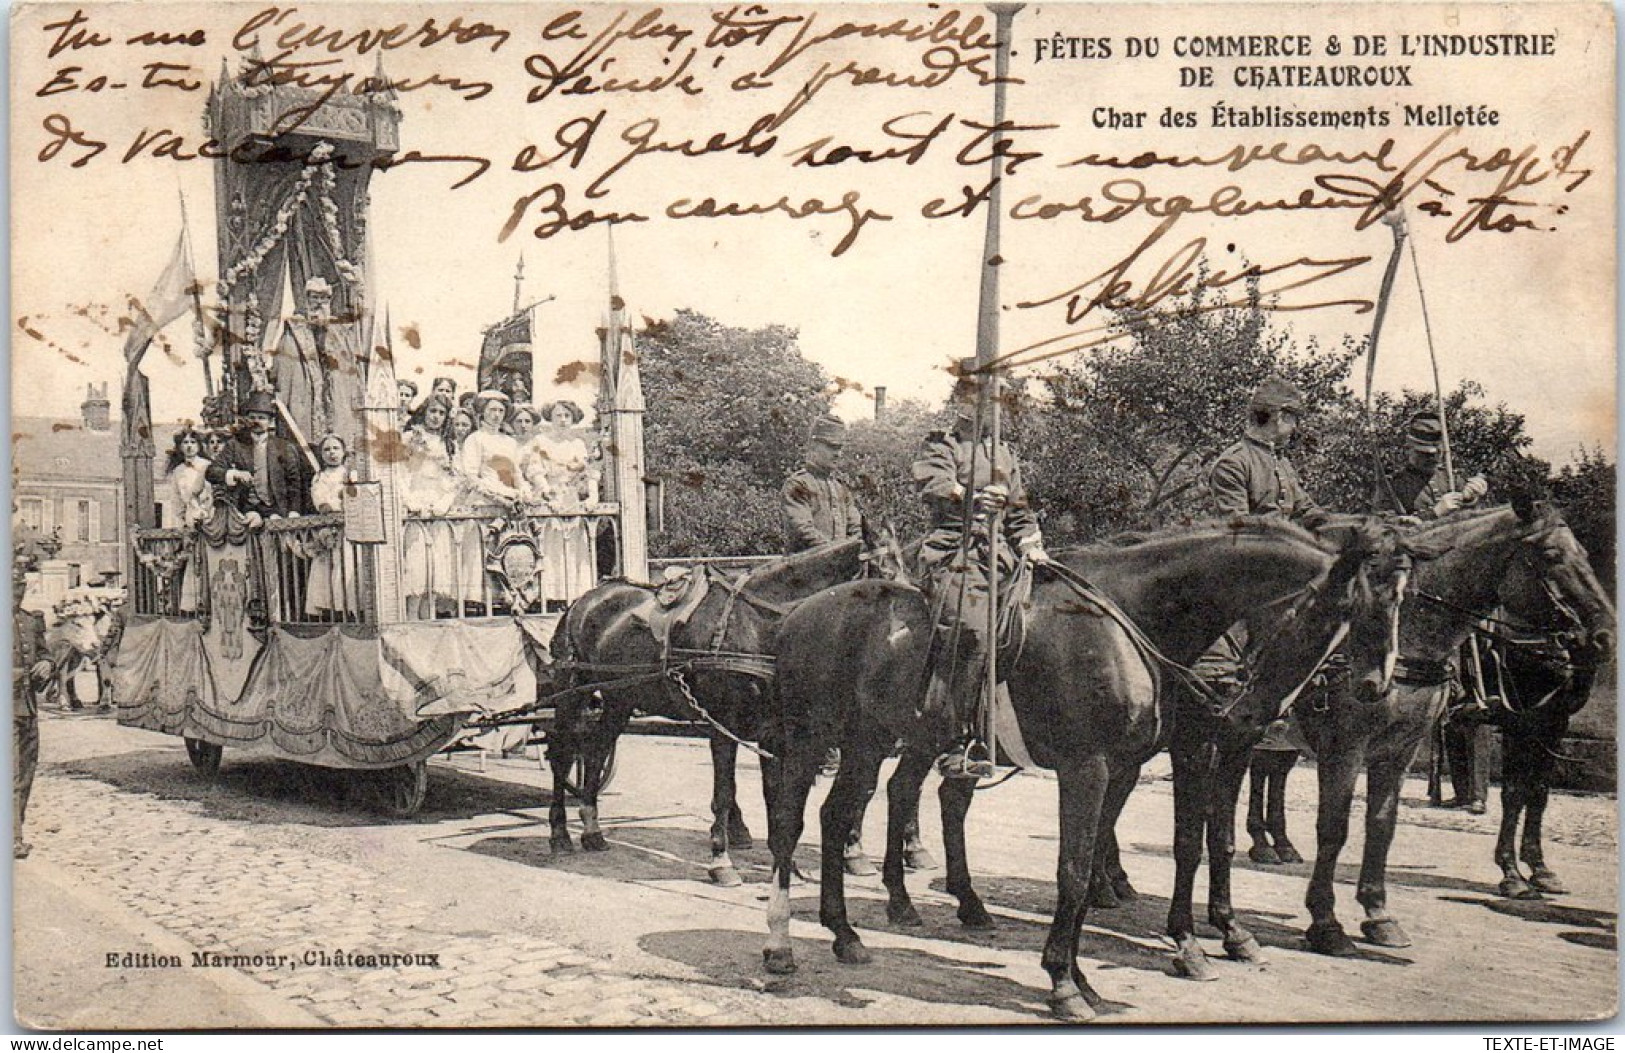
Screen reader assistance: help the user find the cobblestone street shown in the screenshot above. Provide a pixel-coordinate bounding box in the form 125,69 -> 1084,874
13,710 -> 1619,1029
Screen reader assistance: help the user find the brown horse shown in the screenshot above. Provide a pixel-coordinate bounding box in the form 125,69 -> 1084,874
1297,500 -> 1615,954
545,536 -> 878,882
1486,541 -> 1609,899
760,517 -> 1409,1019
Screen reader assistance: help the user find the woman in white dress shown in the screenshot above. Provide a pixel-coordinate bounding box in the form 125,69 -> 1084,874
163,429 -> 213,612
530,400 -> 601,606
305,434 -> 361,620
400,397 -> 463,620
457,390 -> 521,506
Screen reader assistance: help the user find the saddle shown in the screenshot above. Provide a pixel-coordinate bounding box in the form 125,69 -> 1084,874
648,565 -> 711,653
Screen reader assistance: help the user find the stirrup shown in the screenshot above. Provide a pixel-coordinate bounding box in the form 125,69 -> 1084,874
937,741 -> 994,782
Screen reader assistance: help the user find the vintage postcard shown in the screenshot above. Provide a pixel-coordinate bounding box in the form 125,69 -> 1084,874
9,0 -> 1617,1031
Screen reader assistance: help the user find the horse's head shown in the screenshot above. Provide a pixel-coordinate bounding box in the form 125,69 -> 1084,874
1222,515 -> 1413,728
1501,502 -> 1616,664
1319,514 -> 1417,704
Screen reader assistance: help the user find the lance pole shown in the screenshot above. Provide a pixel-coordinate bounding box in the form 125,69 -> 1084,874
978,2 -> 1023,762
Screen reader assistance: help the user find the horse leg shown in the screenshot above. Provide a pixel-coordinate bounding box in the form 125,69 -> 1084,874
1167,734 -> 1217,980
1245,751 -> 1277,864
708,736 -> 745,886
1523,779 -> 1567,894
576,722 -> 621,852
1354,756 -> 1412,947
1042,754 -> 1110,1022
939,773 -> 993,929
821,730 -> 888,964
900,774 -> 936,872
1305,744 -> 1363,956
547,722 -> 579,853
1268,751 -> 1304,863
1089,762 -> 1139,907
1495,737 -> 1538,898
843,783 -> 878,877
761,747 -> 822,975
883,745 -> 935,926
1208,740 -> 1266,964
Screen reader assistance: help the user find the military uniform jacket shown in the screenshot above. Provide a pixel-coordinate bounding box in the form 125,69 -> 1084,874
781,468 -> 863,554
912,431 -> 1040,565
12,608 -> 53,719
1209,436 -> 1327,527
1371,460 -> 1450,518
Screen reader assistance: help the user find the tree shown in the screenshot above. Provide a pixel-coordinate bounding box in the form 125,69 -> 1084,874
840,398 -> 949,540
1549,446 -> 1616,597
1022,280 -> 1362,541
1300,381 -> 1545,513
638,309 -> 831,556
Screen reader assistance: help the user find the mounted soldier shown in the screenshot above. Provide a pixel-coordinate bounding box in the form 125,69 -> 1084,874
782,415 -> 863,555
912,360 -> 1049,781
1371,409 -> 1488,520
1208,376 -> 1327,864
1371,408 -> 1492,813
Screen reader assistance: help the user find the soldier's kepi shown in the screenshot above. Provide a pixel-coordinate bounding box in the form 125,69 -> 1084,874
912,359 -> 1049,780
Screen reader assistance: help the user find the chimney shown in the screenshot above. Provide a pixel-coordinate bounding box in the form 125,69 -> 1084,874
873,386 -> 887,421
82,382 -> 111,432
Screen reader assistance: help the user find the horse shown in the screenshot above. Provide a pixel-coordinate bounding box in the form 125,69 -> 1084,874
544,533 -> 897,885
1296,500 -> 1615,955
760,516 -> 1411,1019
1485,515 -> 1612,899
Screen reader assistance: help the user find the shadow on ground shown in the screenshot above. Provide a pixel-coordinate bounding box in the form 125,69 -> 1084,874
1121,839 -> 1504,899
638,927 -> 1128,1021
49,749 -> 556,828
925,873 -> 1415,970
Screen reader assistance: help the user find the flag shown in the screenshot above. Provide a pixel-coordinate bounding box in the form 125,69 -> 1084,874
477,309 -> 532,394
122,230 -> 196,371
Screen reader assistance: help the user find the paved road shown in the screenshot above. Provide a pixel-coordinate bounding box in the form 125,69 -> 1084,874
13,710 -> 1619,1028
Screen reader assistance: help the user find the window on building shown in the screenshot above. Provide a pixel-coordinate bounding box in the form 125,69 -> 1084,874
18,498 -> 44,533
77,500 -> 92,543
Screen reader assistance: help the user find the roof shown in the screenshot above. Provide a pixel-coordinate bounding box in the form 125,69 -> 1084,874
12,418 -> 121,485
12,417 -> 188,487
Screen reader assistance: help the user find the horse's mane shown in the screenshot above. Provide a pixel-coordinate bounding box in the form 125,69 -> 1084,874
1065,515 -> 1330,556
739,535 -> 862,596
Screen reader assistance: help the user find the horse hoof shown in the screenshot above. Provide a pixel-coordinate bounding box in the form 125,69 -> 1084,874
1499,875 -> 1544,901
887,901 -> 925,928
1050,993 -> 1097,1022
549,834 -> 576,854
1224,935 -> 1267,965
958,904 -> 996,931
903,847 -> 938,872
1088,880 -> 1121,909
1111,875 -> 1140,902
1274,842 -> 1304,864
580,831 -> 610,852
1305,921 -> 1359,957
1529,868 -> 1569,895
1360,918 -> 1412,949
833,937 -> 872,965
763,948 -> 797,975
1249,843 -> 1281,865
1171,943 -> 1219,982
844,854 -> 878,878
709,865 -> 744,888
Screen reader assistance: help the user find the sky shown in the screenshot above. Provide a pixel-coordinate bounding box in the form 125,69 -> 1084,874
9,1 -> 1616,466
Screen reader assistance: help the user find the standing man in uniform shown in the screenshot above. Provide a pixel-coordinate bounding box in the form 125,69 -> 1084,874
1209,377 -> 1327,864
913,363 -> 1049,781
782,415 -> 863,555
14,553 -> 62,859
1372,409 -> 1491,812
